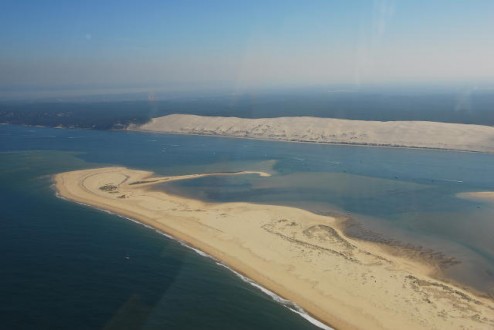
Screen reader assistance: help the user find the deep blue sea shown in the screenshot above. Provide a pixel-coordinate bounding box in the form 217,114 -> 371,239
1,124 -> 494,329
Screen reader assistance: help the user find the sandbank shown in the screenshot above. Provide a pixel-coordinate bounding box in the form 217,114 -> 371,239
457,191 -> 494,203
54,167 -> 494,329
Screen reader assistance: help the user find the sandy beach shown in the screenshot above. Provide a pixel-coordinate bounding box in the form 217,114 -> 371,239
134,114 -> 494,153
54,167 -> 494,329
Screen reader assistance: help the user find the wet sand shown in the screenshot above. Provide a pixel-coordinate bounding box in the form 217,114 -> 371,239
54,167 -> 494,329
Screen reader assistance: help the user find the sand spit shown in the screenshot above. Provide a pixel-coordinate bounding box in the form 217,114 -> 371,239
457,191 -> 494,202
54,167 -> 494,329
135,114 -> 494,153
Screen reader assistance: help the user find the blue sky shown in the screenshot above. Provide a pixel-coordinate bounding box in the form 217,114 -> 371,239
1,0 -> 493,93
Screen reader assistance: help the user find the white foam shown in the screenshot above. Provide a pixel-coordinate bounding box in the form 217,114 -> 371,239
291,309 -> 334,330
438,178 -> 464,183
187,246 -> 210,258
214,263 -> 334,330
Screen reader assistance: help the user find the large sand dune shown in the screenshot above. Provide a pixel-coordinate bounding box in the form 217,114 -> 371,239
136,114 -> 494,153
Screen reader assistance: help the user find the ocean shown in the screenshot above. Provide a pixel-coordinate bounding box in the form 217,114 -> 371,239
1,124 -> 494,329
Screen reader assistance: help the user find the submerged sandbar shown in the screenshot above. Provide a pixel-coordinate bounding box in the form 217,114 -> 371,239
457,191 -> 494,203
54,167 -> 494,329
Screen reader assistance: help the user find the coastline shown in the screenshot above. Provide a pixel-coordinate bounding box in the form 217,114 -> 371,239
54,167 -> 494,329
55,189 -> 331,330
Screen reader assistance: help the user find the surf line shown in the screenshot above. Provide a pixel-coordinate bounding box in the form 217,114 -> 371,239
54,189 -> 333,330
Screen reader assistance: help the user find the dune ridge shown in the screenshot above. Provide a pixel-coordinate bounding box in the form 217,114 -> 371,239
135,114 -> 494,153
54,167 -> 494,329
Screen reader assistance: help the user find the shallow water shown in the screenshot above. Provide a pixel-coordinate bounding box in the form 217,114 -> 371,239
161,170 -> 494,295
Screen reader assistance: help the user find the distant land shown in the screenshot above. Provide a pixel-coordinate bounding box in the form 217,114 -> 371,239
2,89 -> 494,129
136,114 -> 494,153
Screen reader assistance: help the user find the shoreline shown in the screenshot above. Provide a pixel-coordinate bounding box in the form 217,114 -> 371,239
54,167 -> 494,329
54,188 -> 332,329
157,181 -> 470,290
156,179 -> 489,299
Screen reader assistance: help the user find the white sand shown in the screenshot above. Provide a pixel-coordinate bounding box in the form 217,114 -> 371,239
55,167 -> 494,330
135,114 -> 494,153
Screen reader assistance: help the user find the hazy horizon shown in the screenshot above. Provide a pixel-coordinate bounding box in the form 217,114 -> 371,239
1,1 -> 494,99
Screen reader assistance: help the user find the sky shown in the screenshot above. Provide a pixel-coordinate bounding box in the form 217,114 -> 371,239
1,0 -> 494,95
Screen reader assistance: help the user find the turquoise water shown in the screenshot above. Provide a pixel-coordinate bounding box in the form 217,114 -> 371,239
1,124 -> 494,329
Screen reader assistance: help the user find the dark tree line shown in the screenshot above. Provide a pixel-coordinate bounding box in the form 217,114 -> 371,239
1,91 -> 493,130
